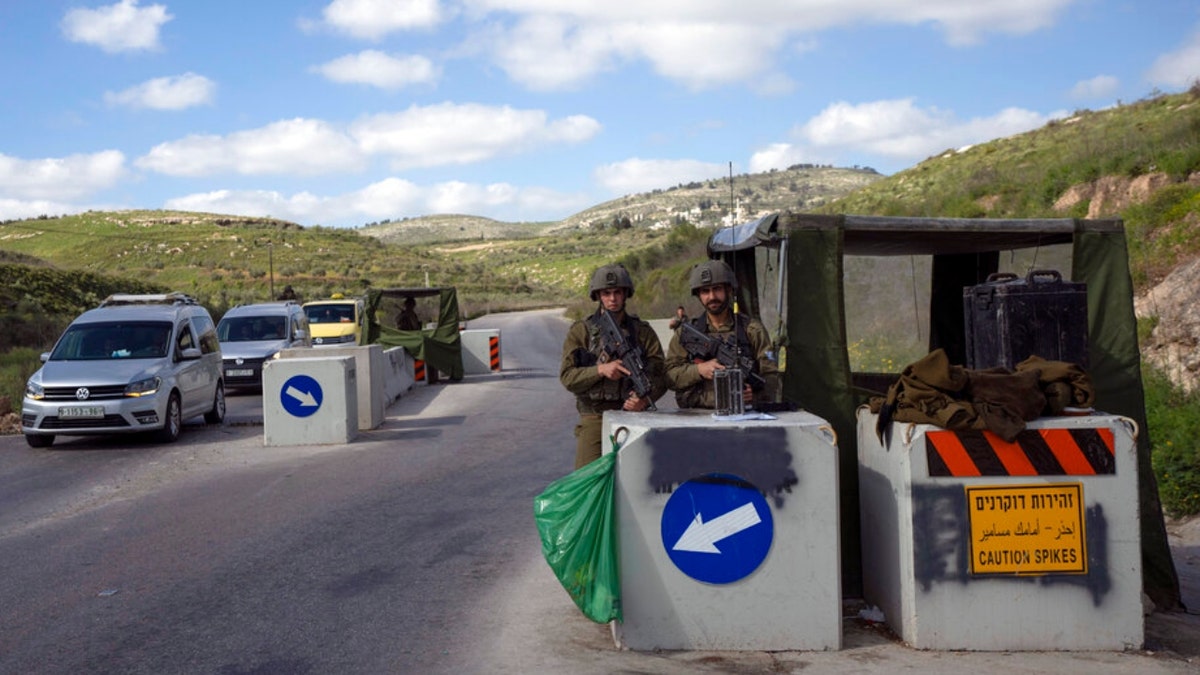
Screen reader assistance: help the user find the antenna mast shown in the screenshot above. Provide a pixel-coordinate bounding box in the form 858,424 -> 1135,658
728,161 -> 738,318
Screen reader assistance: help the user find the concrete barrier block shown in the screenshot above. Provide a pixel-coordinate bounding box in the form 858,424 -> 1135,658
605,409 -> 842,651
262,356 -> 357,446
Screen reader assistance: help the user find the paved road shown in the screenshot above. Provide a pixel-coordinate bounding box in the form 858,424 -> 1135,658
0,309 -> 1196,673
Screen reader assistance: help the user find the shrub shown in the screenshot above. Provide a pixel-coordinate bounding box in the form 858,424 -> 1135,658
1144,365 -> 1200,516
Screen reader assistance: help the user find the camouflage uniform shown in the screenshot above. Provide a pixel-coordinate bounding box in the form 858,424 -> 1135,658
665,313 -> 778,409
560,309 -> 667,468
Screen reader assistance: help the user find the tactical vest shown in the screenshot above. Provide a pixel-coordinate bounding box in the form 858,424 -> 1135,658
675,314 -> 758,409
576,311 -> 644,405
688,314 -> 759,375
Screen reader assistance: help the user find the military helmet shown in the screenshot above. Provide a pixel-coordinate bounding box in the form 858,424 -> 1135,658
689,259 -> 736,295
588,263 -> 635,301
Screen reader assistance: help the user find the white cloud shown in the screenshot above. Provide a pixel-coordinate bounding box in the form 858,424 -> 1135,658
136,119 -> 367,177
349,103 -> 601,169
61,0 -> 172,53
352,177 -> 426,216
312,51 -> 440,89
104,73 -> 216,110
426,181 -> 519,214
321,0 -> 444,40
0,198 -> 89,222
0,151 -> 126,201
625,22 -> 783,90
163,177 -> 589,226
472,0 -> 1075,90
134,104 -> 598,179
1146,27 -> 1200,89
488,15 -> 622,91
593,158 -> 726,195
794,98 -> 1059,164
1069,75 -> 1119,101
748,143 -> 816,174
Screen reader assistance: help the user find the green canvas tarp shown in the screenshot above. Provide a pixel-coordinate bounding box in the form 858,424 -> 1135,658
710,212 -> 1180,609
365,287 -> 464,381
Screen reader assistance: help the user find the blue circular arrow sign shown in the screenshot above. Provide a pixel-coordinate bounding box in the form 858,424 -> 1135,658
280,374 -> 323,418
660,473 -> 774,584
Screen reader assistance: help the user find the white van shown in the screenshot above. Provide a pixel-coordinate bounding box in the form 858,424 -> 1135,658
21,293 -> 225,448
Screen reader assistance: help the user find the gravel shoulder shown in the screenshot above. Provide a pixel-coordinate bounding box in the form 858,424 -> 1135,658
1145,516 -> 1200,660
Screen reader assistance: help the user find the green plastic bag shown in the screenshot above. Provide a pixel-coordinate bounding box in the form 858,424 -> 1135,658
533,450 -> 620,623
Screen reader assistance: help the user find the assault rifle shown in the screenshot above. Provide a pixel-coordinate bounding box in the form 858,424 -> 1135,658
678,322 -> 766,391
596,310 -> 656,410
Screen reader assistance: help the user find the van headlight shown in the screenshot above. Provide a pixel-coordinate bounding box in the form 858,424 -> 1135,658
125,377 -> 161,397
25,381 -> 45,400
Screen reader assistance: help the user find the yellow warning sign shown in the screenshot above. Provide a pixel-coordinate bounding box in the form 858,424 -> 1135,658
966,483 -> 1087,576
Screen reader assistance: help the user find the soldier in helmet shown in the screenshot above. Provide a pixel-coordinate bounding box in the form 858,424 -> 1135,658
560,263 -> 668,468
665,259 -> 778,409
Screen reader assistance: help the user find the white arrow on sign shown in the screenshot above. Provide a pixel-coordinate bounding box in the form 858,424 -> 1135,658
672,502 -> 762,553
285,385 -> 319,407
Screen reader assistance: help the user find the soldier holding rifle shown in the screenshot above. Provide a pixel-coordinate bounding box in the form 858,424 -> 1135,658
666,259 -> 778,409
560,264 -> 667,468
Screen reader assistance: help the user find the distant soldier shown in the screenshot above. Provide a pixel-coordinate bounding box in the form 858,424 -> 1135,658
396,296 -> 421,330
277,284 -> 297,301
668,305 -> 688,331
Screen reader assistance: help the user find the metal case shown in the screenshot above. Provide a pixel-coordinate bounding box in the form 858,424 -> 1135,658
963,270 -> 1088,370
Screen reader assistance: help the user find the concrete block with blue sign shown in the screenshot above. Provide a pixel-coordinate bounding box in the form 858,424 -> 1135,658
262,356 -> 358,446
604,410 -> 842,651
279,344 -> 385,430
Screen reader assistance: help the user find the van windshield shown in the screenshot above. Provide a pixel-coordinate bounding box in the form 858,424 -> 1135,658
306,305 -> 356,324
218,316 -> 288,342
50,321 -> 173,360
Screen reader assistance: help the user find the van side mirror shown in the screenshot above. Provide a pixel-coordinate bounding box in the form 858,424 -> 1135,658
180,346 -> 203,361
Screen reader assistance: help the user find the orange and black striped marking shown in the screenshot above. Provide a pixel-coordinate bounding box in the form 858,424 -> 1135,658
926,427 -> 1115,477
489,335 -> 501,371
414,359 -> 426,382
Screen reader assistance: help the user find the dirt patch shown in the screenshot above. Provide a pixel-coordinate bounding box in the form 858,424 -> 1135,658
435,242 -> 498,253
1144,515 -> 1200,659
1053,172 -> 1175,218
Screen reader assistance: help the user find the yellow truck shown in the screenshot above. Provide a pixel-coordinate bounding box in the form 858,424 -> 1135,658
302,294 -> 365,347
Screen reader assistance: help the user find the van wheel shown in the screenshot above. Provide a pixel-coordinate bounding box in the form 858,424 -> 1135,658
156,392 -> 182,443
26,434 -> 54,448
204,382 -> 226,424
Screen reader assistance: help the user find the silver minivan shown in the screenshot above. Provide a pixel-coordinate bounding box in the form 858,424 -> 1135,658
216,301 -> 310,388
21,293 -> 225,448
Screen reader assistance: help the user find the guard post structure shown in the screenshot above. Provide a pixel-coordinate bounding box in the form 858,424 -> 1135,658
604,410 -> 842,651
858,409 -> 1143,650
279,345 -> 385,430
262,356 -> 358,446
459,328 -> 501,374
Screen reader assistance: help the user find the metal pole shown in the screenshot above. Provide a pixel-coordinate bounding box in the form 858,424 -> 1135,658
268,243 -> 275,300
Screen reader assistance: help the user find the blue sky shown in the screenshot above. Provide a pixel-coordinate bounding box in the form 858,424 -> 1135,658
1,0 -> 1198,228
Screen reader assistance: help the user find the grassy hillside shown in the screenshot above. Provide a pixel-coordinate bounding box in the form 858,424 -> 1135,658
0,210 -> 570,313
556,165 -> 881,232
362,214 -> 558,246
358,165 -> 882,246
